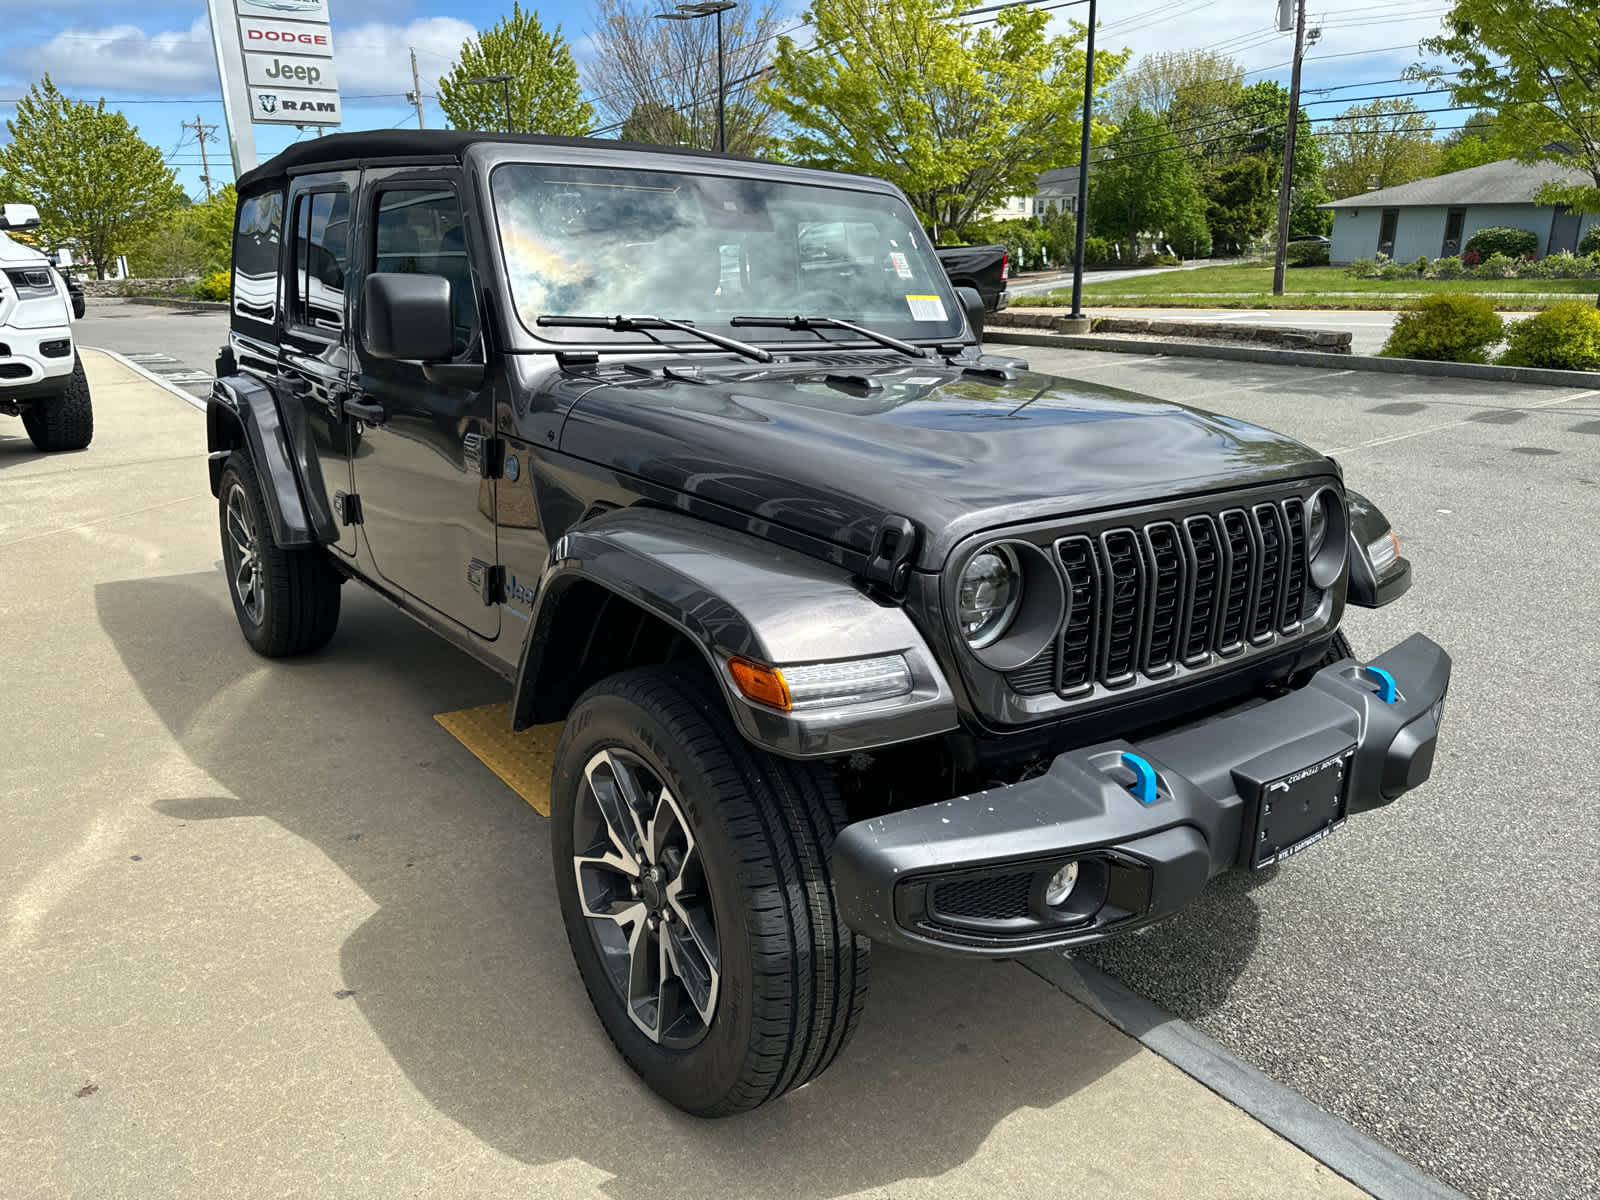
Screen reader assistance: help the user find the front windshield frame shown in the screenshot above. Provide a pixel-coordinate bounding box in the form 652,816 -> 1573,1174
483,153 -> 965,349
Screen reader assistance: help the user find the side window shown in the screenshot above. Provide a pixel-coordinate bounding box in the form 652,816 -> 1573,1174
372,187 -> 478,359
232,191 -> 283,325
290,190 -> 350,333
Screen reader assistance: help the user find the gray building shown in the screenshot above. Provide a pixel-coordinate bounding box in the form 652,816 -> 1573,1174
1323,159 -> 1596,264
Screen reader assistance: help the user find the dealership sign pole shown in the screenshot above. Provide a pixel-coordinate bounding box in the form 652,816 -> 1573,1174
210,0 -> 343,176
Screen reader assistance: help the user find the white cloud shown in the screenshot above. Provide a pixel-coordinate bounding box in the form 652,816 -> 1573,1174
18,14 -> 477,108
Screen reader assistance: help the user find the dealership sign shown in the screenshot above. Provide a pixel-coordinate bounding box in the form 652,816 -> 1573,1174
231,0 -> 341,126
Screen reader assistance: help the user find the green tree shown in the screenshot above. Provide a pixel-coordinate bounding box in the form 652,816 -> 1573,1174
763,0 -> 1125,238
1319,98 -> 1441,200
1089,107 -> 1209,253
437,2 -> 592,135
1419,0 -> 1600,211
1224,80 -> 1329,235
0,75 -> 184,278
1107,49 -> 1244,131
1203,154 -> 1274,254
127,185 -> 237,278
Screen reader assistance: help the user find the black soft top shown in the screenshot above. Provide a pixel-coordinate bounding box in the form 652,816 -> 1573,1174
236,129 -> 769,193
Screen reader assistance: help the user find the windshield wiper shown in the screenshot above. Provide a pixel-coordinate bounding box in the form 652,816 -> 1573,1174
729,314 -> 928,359
537,313 -> 772,363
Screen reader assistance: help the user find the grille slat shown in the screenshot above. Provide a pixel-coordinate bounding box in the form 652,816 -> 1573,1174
1034,488 -> 1325,702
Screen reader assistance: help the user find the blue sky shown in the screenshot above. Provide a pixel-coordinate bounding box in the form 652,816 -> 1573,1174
0,0 -> 1457,202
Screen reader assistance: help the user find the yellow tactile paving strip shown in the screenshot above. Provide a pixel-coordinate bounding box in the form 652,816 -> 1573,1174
434,702 -> 563,816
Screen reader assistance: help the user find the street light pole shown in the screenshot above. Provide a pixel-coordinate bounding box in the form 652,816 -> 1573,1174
1068,0 -> 1096,320
1272,0 -> 1308,296
466,73 -> 515,133
657,1 -> 737,153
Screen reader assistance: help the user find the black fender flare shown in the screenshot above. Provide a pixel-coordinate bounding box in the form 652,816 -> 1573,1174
511,507 -> 959,759
1345,488 -> 1412,608
207,374 -> 322,548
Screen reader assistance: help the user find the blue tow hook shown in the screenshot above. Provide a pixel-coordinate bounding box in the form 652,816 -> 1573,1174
1361,665 -> 1399,704
1120,752 -> 1159,805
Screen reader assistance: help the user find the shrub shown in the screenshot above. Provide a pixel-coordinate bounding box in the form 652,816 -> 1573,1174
1411,255 -> 1430,276
1082,236 -> 1114,266
1497,302 -> 1600,370
1545,250 -> 1600,279
1430,255 -> 1464,280
1463,225 -> 1539,259
1346,257 -> 1375,278
1135,251 -> 1181,267
1580,227 -> 1600,256
192,270 -> 231,301
1287,241 -> 1330,267
1462,248 -> 1481,267
1379,293 -> 1505,363
1379,261 -> 1411,280
1474,252 -> 1519,279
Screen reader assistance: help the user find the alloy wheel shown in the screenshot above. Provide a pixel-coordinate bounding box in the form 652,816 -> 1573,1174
572,748 -> 720,1049
224,483 -> 264,626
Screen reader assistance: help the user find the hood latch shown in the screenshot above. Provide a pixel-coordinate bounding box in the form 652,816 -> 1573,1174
862,514 -> 919,597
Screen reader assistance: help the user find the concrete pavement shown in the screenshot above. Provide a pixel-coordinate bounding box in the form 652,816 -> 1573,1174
1,352 -> 1370,1198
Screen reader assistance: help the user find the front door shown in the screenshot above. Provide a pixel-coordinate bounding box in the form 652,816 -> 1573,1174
349,172 -> 500,640
1441,207 -> 1466,257
1377,208 -> 1399,259
1549,204 -> 1582,255
279,175 -> 358,558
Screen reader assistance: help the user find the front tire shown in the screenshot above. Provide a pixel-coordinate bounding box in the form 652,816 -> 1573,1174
22,355 -> 93,451
218,452 -> 341,657
551,666 -> 869,1116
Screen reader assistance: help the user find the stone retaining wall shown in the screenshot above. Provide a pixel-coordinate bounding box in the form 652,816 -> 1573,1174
81,278 -> 195,298
990,309 -> 1352,353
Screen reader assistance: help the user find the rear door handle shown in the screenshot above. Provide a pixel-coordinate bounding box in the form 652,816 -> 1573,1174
343,395 -> 387,424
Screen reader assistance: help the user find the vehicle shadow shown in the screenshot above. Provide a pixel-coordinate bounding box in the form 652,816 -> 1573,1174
96,570 -> 1255,1198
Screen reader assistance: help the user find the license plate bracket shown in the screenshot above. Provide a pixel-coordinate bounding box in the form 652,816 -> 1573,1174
1251,744 -> 1354,869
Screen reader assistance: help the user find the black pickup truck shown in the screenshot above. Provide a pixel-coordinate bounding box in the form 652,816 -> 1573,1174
206,130 -> 1448,1118
935,243 -> 1008,311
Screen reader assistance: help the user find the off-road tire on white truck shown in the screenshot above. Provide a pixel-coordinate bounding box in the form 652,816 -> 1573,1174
218,452 -> 341,657
21,355 -> 93,452
551,666 -> 870,1116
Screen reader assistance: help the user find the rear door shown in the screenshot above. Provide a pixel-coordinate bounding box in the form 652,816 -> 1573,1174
1549,205 -> 1582,255
279,172 -> 359,559
348,167 -> 500,640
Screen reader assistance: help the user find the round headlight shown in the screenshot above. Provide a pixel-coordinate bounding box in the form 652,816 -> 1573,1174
958,544 -> 1023,649
1307,493 -> 1329,556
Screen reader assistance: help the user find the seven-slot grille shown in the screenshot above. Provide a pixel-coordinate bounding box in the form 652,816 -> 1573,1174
1007,494 -> 1325,700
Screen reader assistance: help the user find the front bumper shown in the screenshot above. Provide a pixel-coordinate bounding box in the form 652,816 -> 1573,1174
831,632 -> 1450,955
0,324 -> 75,394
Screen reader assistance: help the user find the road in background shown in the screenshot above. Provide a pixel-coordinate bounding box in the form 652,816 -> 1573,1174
75,301 -> 227,399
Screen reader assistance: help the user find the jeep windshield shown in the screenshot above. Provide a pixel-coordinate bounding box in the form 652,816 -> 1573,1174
489,162 -> 964,346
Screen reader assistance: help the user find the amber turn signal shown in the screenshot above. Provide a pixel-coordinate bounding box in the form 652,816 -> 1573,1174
728,657 -> 792,711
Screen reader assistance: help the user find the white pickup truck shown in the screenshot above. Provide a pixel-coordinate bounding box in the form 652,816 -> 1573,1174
0,202 -> 92,451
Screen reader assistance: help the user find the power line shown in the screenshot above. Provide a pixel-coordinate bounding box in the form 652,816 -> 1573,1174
181,114 -> 219,198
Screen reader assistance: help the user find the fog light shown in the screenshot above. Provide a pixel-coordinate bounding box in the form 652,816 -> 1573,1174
1044,861 -> 1080,907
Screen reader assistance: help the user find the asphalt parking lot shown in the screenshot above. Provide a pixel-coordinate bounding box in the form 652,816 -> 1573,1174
5,312 -> 1596,1199
1014,343 -> 1600,1200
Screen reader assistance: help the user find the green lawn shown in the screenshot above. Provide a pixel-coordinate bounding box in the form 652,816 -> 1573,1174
1013,264 -> 1600,309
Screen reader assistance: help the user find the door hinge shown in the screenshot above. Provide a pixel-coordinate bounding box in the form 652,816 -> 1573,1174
334,491 -> 363,526
467,558 -> 506,606
861,514 -> 919,597
463,432 -> 506,479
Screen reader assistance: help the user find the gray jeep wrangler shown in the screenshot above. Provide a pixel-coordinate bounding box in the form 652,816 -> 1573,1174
207,131 -> 1449,1116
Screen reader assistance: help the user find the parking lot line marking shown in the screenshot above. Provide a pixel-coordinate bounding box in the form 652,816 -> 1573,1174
434,702 -> 561,816
1326,388 -> 1599,455
83,346 -> 207,411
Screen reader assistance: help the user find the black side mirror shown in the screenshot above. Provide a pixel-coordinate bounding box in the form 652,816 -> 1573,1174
955,285 -> 985,339
363,272 -> 454,363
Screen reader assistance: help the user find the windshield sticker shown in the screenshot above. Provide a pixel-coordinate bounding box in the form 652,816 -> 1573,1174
905,294 -> 947,322
890,251 -> 914,279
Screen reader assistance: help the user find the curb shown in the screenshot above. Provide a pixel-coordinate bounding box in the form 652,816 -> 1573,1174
985,328 -> 1600,388
88,296 -> 230,312
1023,953 -> 1469,1200
82,345 -> 207,412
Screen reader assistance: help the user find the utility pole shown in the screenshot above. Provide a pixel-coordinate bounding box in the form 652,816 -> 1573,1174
409,48 -> 426,129
1271,0 -> 1308,296
184,114 -> 219,199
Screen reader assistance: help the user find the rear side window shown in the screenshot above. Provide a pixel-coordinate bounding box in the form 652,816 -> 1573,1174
232,191 -> 283,326
372,187 -> 478,359
290,190 -> 350,333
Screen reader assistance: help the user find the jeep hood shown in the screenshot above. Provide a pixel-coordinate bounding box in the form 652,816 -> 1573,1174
555,359 -> 1333,569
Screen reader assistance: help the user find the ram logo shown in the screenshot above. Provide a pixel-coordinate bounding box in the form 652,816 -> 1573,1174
257,93 -> 279,114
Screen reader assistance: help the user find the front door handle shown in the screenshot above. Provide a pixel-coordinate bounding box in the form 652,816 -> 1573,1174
343,395 -> 387,425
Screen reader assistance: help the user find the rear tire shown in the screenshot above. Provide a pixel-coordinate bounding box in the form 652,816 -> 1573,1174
218,452 -> 341,657
22,355 -> 93,451
551,666 -> 869,1116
